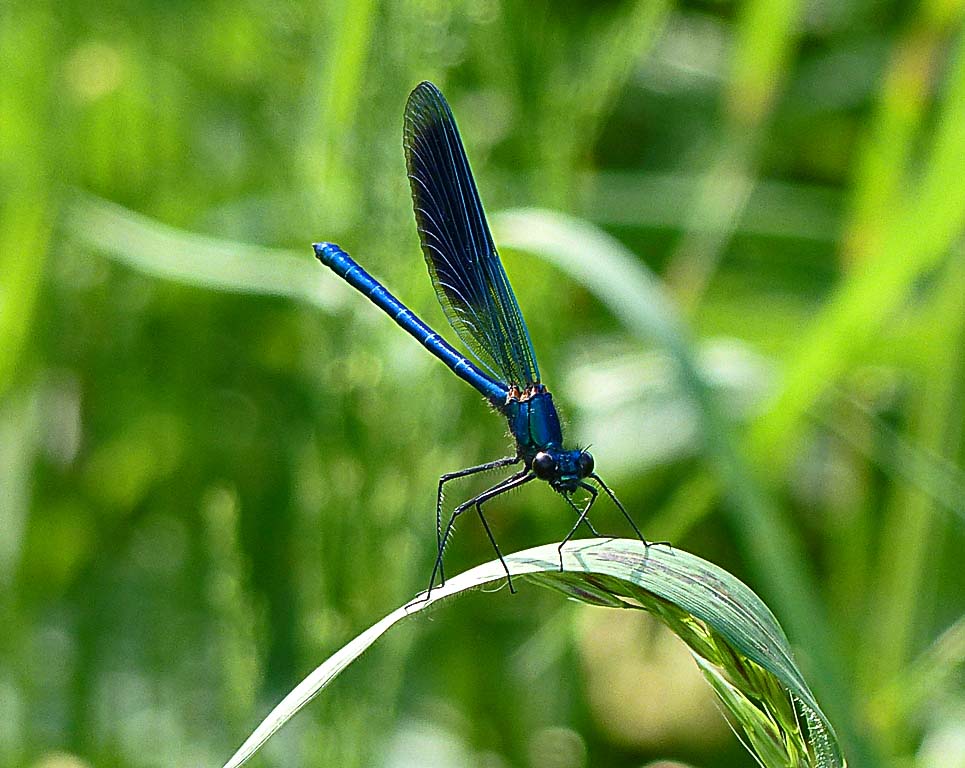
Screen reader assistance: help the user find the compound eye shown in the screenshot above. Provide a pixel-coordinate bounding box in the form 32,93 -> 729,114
532,452 -> 556,480
577,452 -> 595,477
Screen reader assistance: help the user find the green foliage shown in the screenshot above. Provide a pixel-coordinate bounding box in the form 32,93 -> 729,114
2,0 -> 963,766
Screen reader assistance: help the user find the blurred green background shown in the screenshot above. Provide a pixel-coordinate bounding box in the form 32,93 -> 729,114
2,0 -> 964,766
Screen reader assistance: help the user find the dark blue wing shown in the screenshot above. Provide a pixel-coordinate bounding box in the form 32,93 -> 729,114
403,81 -> 540,388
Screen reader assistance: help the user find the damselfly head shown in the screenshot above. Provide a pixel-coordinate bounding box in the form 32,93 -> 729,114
532,448 -> 594,492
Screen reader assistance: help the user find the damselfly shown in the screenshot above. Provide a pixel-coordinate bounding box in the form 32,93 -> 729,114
315,82 -> 654,597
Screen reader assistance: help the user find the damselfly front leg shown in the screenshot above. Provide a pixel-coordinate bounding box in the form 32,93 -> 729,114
558,485 -> 601,570
427,468 -> 534,600
435,455 -> 520,585
589,474 -> 672,551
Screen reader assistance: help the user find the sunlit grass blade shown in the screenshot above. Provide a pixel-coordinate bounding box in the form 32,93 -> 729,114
66,193 -> 344,310
663,0 -> 802,308
0,192 -> 49,398
843,1 -> 962,263
0,7 -> 53,399
221,539 -> 844,768
727,0 -> 801,128
750,29 -> 965,469
297,0 -> 378,229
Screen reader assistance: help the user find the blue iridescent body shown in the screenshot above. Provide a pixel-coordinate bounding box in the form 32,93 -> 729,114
314,82 -> 649,596
317,241 -> 592,493
315,242 -> 507,406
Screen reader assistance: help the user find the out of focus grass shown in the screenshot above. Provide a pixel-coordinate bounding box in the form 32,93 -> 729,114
1,1 -> 963,767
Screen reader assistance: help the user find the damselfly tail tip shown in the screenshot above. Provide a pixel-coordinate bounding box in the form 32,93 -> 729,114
313,242 -> 341,266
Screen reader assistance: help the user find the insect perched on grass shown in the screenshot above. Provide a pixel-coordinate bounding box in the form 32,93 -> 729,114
315,81 -> 656,597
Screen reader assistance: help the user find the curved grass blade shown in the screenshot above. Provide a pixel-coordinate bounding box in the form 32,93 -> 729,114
221,539 -> 844,768
66,193 -> 343,311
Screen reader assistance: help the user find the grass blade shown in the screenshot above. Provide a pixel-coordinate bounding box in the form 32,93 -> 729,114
750,28 -> 965,468
221,539 -> 844,768
66,193 -> 343,310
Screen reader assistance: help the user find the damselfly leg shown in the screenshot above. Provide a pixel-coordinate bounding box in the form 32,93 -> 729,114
558,486 -> 601,569
435,455 -> 520,585
427,468 -> 534,600
590,474 -> 672,551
